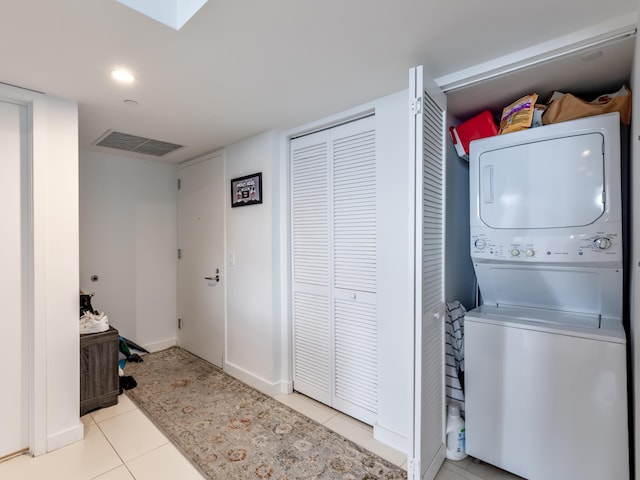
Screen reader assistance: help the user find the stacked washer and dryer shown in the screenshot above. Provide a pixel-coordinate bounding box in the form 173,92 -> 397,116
465,112 -> 629,480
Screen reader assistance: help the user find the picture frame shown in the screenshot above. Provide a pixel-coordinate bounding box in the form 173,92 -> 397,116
230,172 -> 263,207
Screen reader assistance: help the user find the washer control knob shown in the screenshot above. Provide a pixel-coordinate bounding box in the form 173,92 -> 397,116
474,239 -> 487,249
593,237 -> 612,250
511,249 -> 520,257
525,249 -> 535,257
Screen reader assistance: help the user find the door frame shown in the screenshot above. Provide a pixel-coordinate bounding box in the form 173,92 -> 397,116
279,104 -> 377,394
281,93 -> 423,453
280,91 -> 421,454
0,91 -> 39,456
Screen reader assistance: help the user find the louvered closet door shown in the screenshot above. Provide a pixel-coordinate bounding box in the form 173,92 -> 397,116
291,116 -> 377,425
330,119 -> 377,424
410,66 -> 447,480
291,131 -> 332,404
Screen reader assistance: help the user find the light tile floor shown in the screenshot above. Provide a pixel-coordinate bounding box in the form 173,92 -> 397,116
0,391 -> 521,480
273,392 -> 523,480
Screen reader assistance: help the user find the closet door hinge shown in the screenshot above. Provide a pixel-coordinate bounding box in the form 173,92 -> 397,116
178,248 -> 182,259
410,96 -> 422,115
178,178 -> 181,190
178,318 -> 182,329
407,458 -> 419,479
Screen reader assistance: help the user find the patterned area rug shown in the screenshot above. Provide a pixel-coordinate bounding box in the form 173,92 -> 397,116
125,347 -> 407,480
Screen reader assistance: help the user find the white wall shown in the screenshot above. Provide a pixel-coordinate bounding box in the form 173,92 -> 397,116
224,131 -> 282,394
444,115 -> 475,309
38,96 -> 83,452
79,150 -> 178,352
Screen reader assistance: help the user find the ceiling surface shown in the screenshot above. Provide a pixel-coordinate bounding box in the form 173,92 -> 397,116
1,1 -> 637,163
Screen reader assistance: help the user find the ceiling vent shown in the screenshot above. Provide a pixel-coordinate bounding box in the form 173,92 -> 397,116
93,130 -> 183,157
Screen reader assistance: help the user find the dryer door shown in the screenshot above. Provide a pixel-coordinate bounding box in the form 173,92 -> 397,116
478,133 -> 605,229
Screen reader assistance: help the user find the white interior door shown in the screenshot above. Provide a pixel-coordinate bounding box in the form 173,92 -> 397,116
291,129 -> 332,405
291,116 -> 378,425
178,154 -> 225,367
330,119 -> 377,424
409,66 -> 447,480
0,99 -> 28,459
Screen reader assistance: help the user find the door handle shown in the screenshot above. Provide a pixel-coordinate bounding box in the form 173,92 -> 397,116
205,271 -> 220,282
482,165 -> 494,204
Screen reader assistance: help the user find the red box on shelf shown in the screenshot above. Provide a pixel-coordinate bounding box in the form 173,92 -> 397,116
449,110 -> 498,160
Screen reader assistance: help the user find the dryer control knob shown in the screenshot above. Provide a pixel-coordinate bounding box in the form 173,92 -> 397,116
594,237 -> 612,250
474,239 -> 487,249
510,249 -> 520,257
525,249 -> 535,257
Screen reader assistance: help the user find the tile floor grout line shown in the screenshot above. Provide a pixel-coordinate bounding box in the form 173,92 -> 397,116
87,421 -> 131,480
91,409 -> 169,478
89,462 -> 135,480
320,413 -> 338,425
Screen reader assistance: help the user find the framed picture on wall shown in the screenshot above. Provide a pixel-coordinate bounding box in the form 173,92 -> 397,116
230,172 -> 263,207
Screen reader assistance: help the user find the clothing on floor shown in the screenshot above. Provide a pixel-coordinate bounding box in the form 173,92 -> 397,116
445,300 -> 466,414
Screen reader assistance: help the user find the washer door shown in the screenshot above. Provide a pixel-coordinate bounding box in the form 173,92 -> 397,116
473,264 -> 623,318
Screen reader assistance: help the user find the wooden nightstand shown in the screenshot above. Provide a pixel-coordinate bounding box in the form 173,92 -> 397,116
80,326 -> 119,416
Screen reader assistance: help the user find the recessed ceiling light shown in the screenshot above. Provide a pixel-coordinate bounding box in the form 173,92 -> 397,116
111,69 -> 135,83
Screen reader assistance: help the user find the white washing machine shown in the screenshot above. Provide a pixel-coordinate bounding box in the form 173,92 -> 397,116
465,113 -> 629,480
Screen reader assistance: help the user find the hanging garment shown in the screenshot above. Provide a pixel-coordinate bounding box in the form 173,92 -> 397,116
446,300 -> 466,414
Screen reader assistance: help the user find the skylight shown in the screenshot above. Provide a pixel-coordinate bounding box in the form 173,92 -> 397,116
117,0 -> 208,30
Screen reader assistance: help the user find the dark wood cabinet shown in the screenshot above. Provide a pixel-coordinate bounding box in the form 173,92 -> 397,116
80,326 -> 119,416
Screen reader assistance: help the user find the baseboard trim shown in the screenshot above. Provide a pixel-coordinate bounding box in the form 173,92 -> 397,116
279,380 -> 293,394
46,421 -> 84,453
223,361 -> 281,396
142,338 -> 177,353
373,422 -> 409,454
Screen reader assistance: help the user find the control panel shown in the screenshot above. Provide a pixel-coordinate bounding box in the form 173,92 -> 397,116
470,227 -> 622,265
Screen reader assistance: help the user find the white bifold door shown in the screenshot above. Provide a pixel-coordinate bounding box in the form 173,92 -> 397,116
291,116 -> 378,425
409,66 -> 447,480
